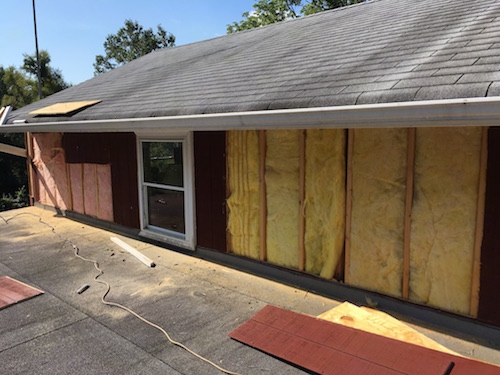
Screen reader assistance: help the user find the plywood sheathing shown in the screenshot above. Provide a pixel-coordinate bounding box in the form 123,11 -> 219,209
32,133 -> 70,210
349,128 -> 407,298
266,130 -> 300,269
317,302 -> 459,356
410,127 -> 482,315
304,129 -> 346,279
226,130 -> 260,259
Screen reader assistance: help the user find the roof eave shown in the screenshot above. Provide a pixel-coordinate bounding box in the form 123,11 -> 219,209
2,97 -> 500,133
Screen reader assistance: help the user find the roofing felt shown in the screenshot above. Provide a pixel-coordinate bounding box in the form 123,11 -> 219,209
6,0 -> 500,125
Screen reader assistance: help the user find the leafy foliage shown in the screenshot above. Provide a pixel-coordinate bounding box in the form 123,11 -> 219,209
228,0 -> 364,33
1,50 -> 69,206
227,0 -> 302,33
94,20 -> 176,75
22,50 -> 69,97
0,66 -> 36,109
0,185 -> 29,212
1,50 -> 69,109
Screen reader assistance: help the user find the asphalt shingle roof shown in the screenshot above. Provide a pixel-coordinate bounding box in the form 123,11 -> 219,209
7,0 -> 500,124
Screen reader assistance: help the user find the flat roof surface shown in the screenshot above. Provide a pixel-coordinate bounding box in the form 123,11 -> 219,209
0,206 -> 499,374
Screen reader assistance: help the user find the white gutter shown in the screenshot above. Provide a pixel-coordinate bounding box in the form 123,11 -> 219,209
1,97 -> 500,133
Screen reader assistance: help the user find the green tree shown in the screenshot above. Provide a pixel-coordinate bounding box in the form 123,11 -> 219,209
22,50 -> 69,97
301,0 -> 364,15
227,0 -> 302,34
94,20 -> 176,75
1,50 -> 69,208
1,66 -> 36,109
227,0 -> 364,33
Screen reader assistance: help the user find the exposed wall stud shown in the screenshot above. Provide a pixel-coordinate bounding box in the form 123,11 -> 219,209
66,163 -> 73,211
299,129 -> 306,272
470,126 -> 488,317
344,129 -> 354,284
25,132 -> 37,205
95,164 -> 100,218
259,130 -> 267,261
81,163 -> 86,215
402,128 -> 416,300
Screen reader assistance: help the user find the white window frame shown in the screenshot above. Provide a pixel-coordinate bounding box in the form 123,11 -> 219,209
137,132 -> 196,250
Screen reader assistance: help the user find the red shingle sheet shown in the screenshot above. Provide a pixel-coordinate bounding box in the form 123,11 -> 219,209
230,305 -> 500,375
0,276 -> 44,310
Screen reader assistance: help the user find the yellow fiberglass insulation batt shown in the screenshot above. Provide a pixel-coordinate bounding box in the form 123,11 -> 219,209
266,130 -> 300,269
349,128 -> 407,298
409,127 -> 481,315
226,130 -> 260,259
304,129 -> 346,279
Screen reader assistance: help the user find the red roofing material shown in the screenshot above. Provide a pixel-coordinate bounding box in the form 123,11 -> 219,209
0,276 -> 44,309
230,305 -> 500,375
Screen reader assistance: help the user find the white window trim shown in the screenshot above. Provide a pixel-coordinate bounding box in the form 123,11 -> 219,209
136,131 -> 196,250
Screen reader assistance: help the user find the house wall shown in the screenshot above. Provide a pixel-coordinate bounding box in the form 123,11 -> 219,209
226,129 -> 346,278
478,127 -> 500,327
409,127 -> 482,315
32,133 -> 71,210
349,128 -> 407,298
226,127 -> 485,318
31,132 -> 139,229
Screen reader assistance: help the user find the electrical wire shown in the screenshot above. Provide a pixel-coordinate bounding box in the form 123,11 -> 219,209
0,212 -> 242,375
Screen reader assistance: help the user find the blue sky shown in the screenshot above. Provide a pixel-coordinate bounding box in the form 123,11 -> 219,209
1,1 -> 257,85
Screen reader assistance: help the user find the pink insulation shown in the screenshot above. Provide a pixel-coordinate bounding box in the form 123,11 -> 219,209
69,163 -> 113,221
68,164 -> 84,214
83,164 -> 98,217
32,133 -> 70,210
32,133 -> 114,222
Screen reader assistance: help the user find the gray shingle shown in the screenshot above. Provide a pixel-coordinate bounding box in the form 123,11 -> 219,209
394,75 -> 461,89
7,0 -> 500,124
415,83 -> 490,100
458,72 -> 500,83
487,82 -> 500,97
357,88 -> 420,104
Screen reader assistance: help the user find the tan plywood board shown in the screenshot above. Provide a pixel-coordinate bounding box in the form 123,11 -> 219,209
226,130 -> 260,259
409,127 -> 482,315
266,130 -> 300,269
304,129 -> 346,279
349,128 -> 407,297
318,302 -> 459,356
29,100 -> 101,115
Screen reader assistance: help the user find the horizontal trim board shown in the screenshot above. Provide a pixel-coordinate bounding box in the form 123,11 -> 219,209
0,142 -> 27,158
3,97 -> 500,133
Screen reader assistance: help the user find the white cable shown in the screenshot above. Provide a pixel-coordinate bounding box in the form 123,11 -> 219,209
0,212 -> 242,375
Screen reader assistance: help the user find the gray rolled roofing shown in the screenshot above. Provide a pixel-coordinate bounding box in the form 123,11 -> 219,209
6,0 -> 500,124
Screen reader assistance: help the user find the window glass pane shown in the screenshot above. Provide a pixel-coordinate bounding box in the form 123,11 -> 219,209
147,187 -> 185,234
143,142 -> 183,187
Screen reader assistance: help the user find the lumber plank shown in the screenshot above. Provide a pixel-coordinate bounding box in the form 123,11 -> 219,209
318,302 -> 458,356
470,126 -> 488,317
344,129 -> 354,283
259,130 -> 267,261
403,128 -> 416,299
299,129 -> 306,271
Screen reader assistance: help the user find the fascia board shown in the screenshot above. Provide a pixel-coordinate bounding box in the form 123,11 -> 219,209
2,97 -> 500,133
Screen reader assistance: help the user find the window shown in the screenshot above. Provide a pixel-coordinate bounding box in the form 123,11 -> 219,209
138,135 -> 195,249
